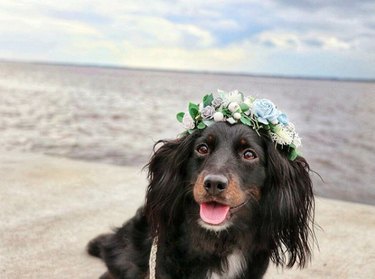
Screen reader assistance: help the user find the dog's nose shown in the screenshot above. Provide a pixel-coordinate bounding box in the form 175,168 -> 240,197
203,174 -> 228,196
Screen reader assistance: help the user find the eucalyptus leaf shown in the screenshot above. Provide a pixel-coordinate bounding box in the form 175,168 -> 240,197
222,108 -> 232,117
288,148 -> 298,161
197,122 -> 206,129
188,103 -> 199,118
269,124 -> 280,133
240,116 -> 251,126
203,93 -> 214,107
240,103 -> 249,112
176,112 -> 185,123
202,119 -> 214,127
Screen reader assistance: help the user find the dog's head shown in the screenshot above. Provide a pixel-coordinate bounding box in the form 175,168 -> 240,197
145,121 -> 314,267
190,122 -> 266,231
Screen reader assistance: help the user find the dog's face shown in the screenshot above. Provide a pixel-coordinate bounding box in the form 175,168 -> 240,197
187,122 -> 267,231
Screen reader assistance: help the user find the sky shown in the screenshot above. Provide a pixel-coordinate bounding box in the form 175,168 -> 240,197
0,0 -> 374,79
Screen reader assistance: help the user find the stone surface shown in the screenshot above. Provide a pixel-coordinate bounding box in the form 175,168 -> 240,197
0,152 -> 374,278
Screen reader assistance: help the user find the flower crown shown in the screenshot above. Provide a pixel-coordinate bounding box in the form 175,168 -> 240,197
176,90 -> 301,161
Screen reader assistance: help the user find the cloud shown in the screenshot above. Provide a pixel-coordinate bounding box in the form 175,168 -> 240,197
119,43 -> 247,71
117,15 -> 215,48
276,0 -> 374,15
0,0 -> 373,79
255,30 -> 352,51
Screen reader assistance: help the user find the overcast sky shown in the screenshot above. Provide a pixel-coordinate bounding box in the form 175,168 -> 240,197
1,0 -> 374,79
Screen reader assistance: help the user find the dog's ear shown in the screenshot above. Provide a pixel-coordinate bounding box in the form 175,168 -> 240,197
261,141 -> 314,268
144,133 -> 198,237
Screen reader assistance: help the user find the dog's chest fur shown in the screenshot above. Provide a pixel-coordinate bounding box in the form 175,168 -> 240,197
206,250 -> 246,279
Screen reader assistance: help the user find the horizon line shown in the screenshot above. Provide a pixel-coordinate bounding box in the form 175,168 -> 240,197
1,58 -> 374,83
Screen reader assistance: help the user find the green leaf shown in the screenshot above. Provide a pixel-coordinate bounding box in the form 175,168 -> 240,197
176,112 -> 185,123
221,108 -> 232,117
269,124 -> 280,133
240,116 -> 252,126
240,103 -> 249,112
202,119 -> 214,127
197,122 -> 206,129
262,124 -> 270,131
203,93 -> 214,107
288,148 -> 298,161
188,103 -> 199,118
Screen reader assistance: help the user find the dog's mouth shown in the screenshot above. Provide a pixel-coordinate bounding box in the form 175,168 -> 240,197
199,200 -> 249,225
199,202 -> 230,225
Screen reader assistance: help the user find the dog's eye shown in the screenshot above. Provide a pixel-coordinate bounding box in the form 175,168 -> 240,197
243,150 -> 257,160
196,144 -> 209,155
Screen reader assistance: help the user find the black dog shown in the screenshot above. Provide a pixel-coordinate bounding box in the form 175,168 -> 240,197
87,122 -> 314,279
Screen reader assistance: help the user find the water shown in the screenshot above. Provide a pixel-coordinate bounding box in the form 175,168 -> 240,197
0,61 -> 374,205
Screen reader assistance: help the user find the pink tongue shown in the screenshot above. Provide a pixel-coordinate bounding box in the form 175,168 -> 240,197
200,202 -> 230,225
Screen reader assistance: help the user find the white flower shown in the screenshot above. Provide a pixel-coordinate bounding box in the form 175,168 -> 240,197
217,89 -> 226,97
219,89 -> 244,107
233,112 -> 241,120
292,134 -> 302,148
271,125 -> 293,145
213,112 -> 224,122
226,90 -> 244,103
226,117 -> 237,125
244,97 -> 254,109
276,130 -> 293,145
182,114 -> 195,130
228,102 -> 240,112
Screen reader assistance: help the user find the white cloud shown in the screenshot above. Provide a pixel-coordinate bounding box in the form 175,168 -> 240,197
115,15 -> 215,48
0,0 -> 373,79
320,37 -> 351,50
119,43 -> 247,71
254,30 -> 353,51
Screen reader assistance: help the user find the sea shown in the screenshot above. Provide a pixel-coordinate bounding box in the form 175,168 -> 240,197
0,61 -> 374,205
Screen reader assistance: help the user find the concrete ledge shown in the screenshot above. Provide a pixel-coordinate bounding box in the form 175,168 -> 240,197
0,152 -> 374,278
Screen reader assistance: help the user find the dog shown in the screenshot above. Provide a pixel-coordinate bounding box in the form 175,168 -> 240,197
87,120 -> 314,279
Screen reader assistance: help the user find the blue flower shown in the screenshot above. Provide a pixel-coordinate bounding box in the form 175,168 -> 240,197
277,113 -> 289,125
252,99 -> 280,125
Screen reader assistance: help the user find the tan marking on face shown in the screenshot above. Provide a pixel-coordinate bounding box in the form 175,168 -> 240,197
193,173 -> 206,204
207,135 -> 215,145
239,138 -> 247,146
225,175 -> 247,205
247,187 -> 261,201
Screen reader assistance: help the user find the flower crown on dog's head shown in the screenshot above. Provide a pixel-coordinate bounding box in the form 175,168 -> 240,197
176,90 -> 301,161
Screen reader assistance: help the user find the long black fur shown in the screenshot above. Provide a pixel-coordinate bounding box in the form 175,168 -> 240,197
87,122 -> 314,279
